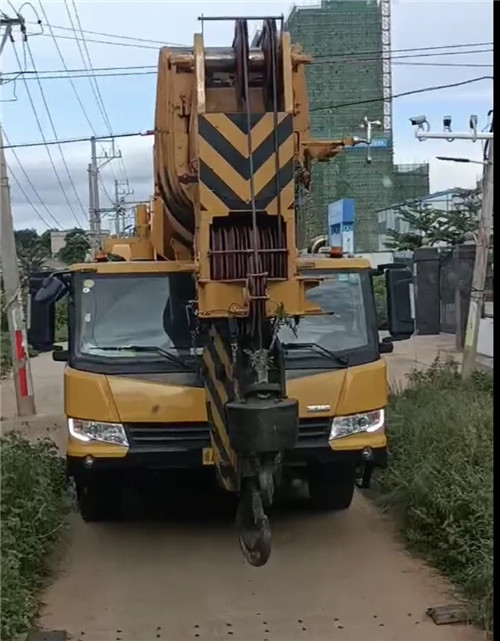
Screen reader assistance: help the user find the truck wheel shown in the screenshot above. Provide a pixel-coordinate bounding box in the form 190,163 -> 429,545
76,475 -> 122,522
307,462 -> 356,511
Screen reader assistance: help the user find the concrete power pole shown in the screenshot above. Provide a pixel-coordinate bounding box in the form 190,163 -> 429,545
462,135 -> 494,379
0,16 -> 36,415
89,136 -> 99,253
88,137 -> 122,255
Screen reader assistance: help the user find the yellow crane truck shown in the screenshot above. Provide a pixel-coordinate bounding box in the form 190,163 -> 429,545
35,16 -> 414,566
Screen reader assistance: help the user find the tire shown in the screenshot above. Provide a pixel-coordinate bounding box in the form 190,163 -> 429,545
76,475 -> 122,522
307,462 -> 356,511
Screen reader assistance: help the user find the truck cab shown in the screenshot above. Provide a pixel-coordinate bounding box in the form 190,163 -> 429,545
34,254 -> 413,521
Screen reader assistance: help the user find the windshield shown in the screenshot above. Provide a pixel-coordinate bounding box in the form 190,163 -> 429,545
278,270 -> 377,367
75,273 -> 198,367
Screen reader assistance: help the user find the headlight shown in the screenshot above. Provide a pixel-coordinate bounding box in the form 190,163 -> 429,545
329,409 -> 385,441
68,418 -> 129,447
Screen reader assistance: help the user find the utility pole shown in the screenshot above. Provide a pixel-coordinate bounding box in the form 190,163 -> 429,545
0,15 -> 36,415
88,137 -> 122,255
410,112 -> 494,378
113,179 -> 133,236
462,135 -> 493,379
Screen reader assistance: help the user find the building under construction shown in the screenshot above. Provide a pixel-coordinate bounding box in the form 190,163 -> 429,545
286,0 -> 430,251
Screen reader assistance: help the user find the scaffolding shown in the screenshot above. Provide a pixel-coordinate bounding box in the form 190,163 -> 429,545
287,0 -> 430,251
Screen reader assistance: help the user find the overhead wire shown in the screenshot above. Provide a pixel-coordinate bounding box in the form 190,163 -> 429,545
24,37 -> 87,222
2,74 -> 492,150
310,75 -> 494,112
59,0 -> 123,196
11,40 -> 84,227
7,162 -> 52,229
2,127 -> 62,229
2,59 -> 493,82
68,0 -> 130,190
27,18 -> 185,46
2,129 -> 154,150
36,0 -> 115,195
1,42 -> 492,81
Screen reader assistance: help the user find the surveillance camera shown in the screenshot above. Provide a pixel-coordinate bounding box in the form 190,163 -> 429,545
443,115 -> 452,130
409,115 -> 427,127
469,114 -> 478,130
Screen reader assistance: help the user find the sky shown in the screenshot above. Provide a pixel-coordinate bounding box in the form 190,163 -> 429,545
0,0 -> 493,233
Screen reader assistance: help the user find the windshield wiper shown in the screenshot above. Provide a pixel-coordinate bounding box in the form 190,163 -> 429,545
281,342 -> 348,367
94,345 -> 190,369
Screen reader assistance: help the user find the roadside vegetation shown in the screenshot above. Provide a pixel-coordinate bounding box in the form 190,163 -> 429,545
0,434 -> 68,641
377,359 -> 493,632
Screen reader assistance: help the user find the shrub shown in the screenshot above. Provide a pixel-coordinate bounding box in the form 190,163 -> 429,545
0,434 -> 68,640
1,333 -> 12,379
373,275 -> 388,330
376,359 -> 493,631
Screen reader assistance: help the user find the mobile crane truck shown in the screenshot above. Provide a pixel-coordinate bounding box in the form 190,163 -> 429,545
35,16 -> 414,567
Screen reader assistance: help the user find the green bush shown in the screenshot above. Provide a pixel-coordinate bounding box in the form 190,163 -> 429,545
1,333 -> 12,379
376,359 -> 493,631
373,275 -> 388,330
0,434 -> 68,640
55,300 -> 68,343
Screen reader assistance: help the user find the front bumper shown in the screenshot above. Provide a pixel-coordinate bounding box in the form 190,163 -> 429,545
67,417 -> 387,477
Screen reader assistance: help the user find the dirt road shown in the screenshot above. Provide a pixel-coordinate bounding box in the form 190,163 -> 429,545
2,337 -> 486,640
39,485 -> 483,641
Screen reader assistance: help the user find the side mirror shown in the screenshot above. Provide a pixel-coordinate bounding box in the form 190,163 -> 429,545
385,267 -> 414,340
35,274 -> 68,304
52,349 -> 69,362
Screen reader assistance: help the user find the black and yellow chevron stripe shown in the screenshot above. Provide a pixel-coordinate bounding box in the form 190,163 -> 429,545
198,112 -> 294,214
202,326 -> 239,491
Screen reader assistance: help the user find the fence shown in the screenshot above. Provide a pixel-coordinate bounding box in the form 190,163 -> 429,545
411,245 -> 493,347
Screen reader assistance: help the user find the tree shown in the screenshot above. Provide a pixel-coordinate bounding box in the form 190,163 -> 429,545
39,229 -> 56,255
384,187 -> 481,252
57,228 -> 90,265
14,228 -> 50,288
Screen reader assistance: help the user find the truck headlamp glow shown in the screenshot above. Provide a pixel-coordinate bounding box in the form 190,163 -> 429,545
68,418 -> 129,447
329,409 -> 385,441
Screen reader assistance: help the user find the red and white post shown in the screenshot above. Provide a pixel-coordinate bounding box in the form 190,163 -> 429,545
1,125 -> 36,416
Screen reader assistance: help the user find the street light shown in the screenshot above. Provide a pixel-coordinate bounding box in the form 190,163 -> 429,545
436,156 -> 492,166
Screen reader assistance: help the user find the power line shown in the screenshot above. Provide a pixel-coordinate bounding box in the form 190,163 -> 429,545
313,47 -> 493,65
311,41 -> 493,60
2,128 -> 62,229
7,71 -> 157,80
37,30 -> 163,50
11,40 -> 83,226
7,161 -> 51,228
36,2 -> 122,199
310,75 -> 494,112
3,60 -> 493,82
59,1 -> 122,188
24,38 -> 87,222
1,46 -> 492,81
2,77 -> 492,148
36,1 -> 98,138
2,130 -> 154,150
63,0 -> 112,135
28,18 -> 185,47
68,0 -> 130,188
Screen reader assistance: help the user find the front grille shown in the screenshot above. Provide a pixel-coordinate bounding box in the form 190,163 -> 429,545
297,417 -> 331,443
125,417 -> 330,451
125,423 -> 210,450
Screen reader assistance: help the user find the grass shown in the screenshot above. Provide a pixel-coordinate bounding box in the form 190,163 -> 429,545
376,359 -> 493,632
0,434 -> 68,641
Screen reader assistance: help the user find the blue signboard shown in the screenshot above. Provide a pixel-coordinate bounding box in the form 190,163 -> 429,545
328,199 -> 355,253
